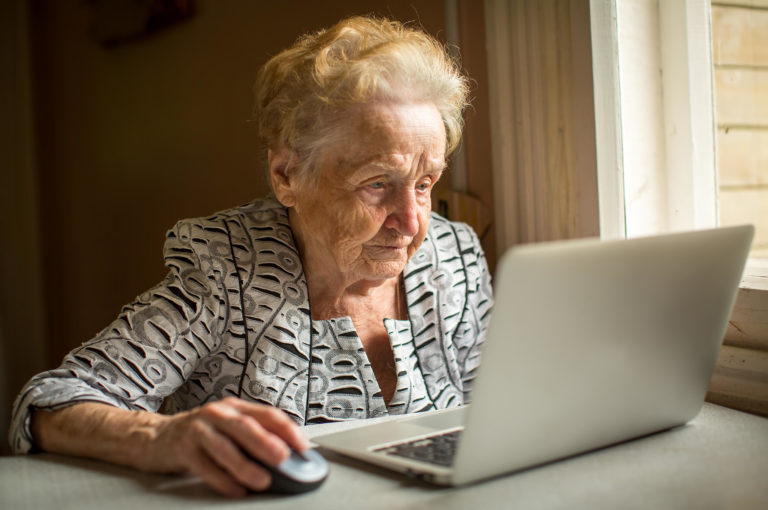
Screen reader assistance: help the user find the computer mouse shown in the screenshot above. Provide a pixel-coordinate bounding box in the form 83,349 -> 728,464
249,448 -> 329,494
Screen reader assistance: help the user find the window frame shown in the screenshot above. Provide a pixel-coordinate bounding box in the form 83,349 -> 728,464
483,0 -> 767,415
590,0 -> 719,238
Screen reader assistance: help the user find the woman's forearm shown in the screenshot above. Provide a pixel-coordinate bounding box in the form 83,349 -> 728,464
28,398 -> 309,496
30,403 -> 171,472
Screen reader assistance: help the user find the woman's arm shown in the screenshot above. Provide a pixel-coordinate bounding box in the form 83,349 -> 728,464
31,398 -> 309,497
15,213 -> 308,497
10,218 -> 229,453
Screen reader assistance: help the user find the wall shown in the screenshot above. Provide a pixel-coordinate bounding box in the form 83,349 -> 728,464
0,0 -> 46,455
712,0 -> 768,258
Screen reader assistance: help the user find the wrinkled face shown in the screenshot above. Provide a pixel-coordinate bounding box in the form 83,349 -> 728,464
278,100 -> 446,284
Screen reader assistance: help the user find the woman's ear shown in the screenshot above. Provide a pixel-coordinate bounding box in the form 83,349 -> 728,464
268,146 -> 298,207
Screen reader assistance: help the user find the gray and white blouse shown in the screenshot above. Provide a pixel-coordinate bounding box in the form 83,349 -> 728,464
10,197 -> 493,453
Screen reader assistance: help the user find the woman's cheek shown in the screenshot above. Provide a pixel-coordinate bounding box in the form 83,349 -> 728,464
356,202 -> 387,234
329,204 -> 376,247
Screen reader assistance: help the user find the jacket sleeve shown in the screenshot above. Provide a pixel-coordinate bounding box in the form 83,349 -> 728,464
8,219 -> 224,454
454,224 -> 493,402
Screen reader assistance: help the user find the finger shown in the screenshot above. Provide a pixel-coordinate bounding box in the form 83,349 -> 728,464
227,398 -> 310,452
184,445 -> 249,497
193,417 -> 273,493
200,401 -> 290,467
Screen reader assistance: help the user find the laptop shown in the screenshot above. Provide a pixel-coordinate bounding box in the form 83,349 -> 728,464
312,225 -> 754,486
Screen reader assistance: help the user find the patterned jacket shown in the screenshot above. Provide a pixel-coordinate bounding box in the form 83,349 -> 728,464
10,197 -> 492,453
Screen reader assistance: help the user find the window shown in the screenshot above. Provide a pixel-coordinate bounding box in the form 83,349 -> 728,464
591,0 -> 719,239
483,0 -> 767,416
593,0 -> 767,416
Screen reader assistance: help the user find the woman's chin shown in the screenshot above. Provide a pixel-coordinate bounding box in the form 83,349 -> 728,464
360,259 -> 407,280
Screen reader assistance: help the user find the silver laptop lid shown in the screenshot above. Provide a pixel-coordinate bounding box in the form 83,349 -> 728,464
452,225 -> 754,484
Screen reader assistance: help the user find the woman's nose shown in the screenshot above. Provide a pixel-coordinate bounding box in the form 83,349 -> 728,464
384,189 -> 420,237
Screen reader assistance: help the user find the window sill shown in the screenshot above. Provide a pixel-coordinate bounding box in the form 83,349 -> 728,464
706,259 -> 768,417
728,259 -> 768,349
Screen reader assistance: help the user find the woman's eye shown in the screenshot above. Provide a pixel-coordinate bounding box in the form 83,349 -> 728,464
368,181 -> 385,190
416,181 -> 431,191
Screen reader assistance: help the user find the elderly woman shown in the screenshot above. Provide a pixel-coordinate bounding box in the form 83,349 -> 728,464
9,16 -> 492,496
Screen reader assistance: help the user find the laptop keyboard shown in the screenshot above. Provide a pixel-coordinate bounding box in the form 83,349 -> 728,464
374,429 -> 463,467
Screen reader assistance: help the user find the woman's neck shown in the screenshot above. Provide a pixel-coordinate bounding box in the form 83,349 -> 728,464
307,273 -> 402,321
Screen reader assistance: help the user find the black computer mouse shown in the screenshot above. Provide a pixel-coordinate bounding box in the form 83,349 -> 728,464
249,448 -> 329,494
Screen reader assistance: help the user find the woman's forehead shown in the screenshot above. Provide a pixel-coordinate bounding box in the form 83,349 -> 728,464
326,101 -> 446,160
348,100 -> 444,133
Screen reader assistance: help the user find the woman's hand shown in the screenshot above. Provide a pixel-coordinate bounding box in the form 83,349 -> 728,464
143,397 -> 309,496
31,398 -> 309,498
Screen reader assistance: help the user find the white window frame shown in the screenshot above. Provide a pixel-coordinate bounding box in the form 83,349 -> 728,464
591,0 -> 719,239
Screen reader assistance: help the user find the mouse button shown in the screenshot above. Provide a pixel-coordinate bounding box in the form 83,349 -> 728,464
279,449 -> 329,482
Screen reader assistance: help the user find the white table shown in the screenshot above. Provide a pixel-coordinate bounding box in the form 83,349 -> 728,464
1,403 -> 767,510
